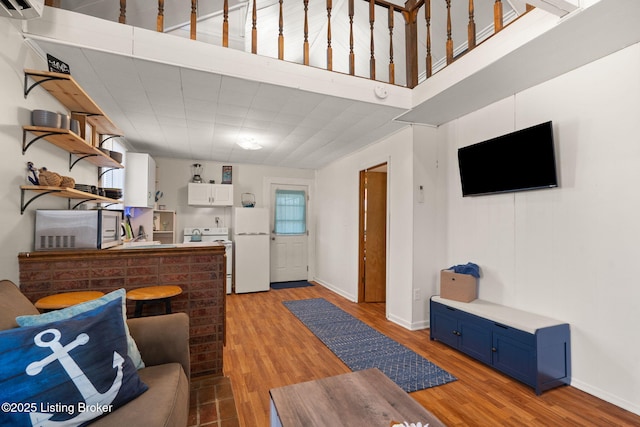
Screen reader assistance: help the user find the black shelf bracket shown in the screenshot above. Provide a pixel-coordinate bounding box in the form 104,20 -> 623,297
22,128 -> 61,154
98,135 -> 124,147
69,153 -> 100,171
21,188 -> 62,214
98,167 -> 117,179
24,73 -> 66,98
70,198 -> 96,210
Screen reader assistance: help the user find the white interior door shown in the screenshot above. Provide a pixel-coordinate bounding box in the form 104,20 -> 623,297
270,184 -> 308,283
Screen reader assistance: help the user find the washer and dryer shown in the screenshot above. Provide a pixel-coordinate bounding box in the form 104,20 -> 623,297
183,227 -> 233,294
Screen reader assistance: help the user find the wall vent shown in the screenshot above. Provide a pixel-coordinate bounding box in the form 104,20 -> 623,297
0,0 -> 44,19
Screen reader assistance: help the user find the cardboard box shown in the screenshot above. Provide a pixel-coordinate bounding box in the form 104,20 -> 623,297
440,269 -> 477,302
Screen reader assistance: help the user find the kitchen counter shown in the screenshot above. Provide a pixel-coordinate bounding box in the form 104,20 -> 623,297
18,244 -> 226,377
108,241 -> 225,251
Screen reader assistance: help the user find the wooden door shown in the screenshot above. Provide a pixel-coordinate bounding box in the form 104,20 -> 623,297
359,165 -> 387,302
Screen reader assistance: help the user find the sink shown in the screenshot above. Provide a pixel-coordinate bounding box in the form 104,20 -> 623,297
115,241 -> 177,249
125,244 -> 177,249
121,241 -> 162,247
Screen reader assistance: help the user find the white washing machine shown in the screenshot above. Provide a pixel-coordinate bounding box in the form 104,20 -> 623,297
183,227 -> 233,294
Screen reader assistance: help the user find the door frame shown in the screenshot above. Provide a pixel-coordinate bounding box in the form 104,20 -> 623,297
358,161 -> 390,303
263,176 -> 315,281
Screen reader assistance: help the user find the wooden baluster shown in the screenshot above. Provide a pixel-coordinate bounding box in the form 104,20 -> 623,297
349,0 -> 355,75
303,0 -> 310,65
327,0 -> 333,71
468,0 -> 475,50
223,0 -> 229,47
252,0 -> 258,54
190,0 -> 197,40
278,0 -> 284,60
494,0 -> 503,32
388,6 -> 394,85
403,0 -> 418,88
119,0 -> 126,24
157,0 -> 164,33
425,0 -> 432,78
446,0 -> 453,65
369,0 -> 375,80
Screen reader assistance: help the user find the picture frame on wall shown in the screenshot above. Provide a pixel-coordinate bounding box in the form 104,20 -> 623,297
222,166 -> 232,184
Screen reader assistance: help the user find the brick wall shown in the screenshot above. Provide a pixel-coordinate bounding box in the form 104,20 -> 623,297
18,246 -> 226,377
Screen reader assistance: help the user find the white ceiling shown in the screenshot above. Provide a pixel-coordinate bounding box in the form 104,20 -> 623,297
30,0 -> 640,170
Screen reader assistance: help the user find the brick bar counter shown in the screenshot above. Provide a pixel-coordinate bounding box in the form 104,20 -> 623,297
18,244 -> 226,377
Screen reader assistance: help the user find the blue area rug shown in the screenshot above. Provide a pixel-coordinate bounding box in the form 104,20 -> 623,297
270,280 -> 314,289
283,298 -> 457,392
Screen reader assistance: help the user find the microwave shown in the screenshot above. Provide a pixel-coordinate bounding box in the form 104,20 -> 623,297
35,210 -> 122,250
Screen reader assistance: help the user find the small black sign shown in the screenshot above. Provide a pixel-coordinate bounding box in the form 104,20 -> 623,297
46,54 -> 70,74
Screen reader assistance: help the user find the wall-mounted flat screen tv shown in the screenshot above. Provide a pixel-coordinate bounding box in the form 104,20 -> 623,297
458,121 -> 558,197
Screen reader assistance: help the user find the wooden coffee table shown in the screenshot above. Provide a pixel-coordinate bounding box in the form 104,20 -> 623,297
35,291 -> 105,311
269,368 -> 446,427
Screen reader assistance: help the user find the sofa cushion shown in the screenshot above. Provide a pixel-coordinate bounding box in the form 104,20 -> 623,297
91,363 -> 189,427
0,298 -> 148,426
17,288 -> 145,369
0,280 -> 40,330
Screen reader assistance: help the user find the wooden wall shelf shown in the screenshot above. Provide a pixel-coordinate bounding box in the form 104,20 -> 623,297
20,185 -> 122,214
24,69 -> 123,136
23,126 -> 123,169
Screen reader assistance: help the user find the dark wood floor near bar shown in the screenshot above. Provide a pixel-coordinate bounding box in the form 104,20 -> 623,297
223,284 -> 640,426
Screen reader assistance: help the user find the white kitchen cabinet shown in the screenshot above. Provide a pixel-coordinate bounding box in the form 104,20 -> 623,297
188,183 -> 233,206
125,153 -> 156,208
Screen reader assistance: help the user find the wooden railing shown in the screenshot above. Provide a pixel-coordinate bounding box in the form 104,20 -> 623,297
51,0 -> 528,88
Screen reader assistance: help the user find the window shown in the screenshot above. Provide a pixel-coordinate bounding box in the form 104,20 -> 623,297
274,189 -> 306,235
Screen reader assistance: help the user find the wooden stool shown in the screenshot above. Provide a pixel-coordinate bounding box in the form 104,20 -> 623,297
126,285 -> 182,317
35,291 -> 105,311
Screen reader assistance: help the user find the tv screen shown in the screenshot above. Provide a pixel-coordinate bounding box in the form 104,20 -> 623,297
458,121 -> 558,197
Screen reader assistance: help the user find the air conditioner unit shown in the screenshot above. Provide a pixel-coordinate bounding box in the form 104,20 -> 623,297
0,0 -> 44,19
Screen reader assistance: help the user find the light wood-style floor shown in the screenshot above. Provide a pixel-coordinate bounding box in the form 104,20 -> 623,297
223,284 -> 640,426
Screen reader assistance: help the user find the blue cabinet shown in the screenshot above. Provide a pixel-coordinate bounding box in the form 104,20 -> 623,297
430,296 -> 571,395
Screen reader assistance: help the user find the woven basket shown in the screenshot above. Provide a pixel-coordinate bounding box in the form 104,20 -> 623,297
38,170 -> 62,187
60,176 -> 76,188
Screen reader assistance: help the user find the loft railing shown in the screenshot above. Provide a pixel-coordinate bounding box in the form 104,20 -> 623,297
46,0 -> 530,88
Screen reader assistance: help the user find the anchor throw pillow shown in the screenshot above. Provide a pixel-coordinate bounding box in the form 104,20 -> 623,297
16,288 -> 145,370
0,298 -> 148,426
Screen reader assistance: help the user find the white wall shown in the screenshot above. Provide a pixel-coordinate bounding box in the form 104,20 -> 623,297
0,20 -> 101,283
315,126 -> 417,328
436,42 -> 640,414
412,125 -> 441,326
154,157 -> 314,241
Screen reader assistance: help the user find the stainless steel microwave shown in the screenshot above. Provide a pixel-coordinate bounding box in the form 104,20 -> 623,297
35,209 -> 122,250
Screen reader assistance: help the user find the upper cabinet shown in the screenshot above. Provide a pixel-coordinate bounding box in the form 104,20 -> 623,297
188,183 -> 233,206
125,153 -> 156,208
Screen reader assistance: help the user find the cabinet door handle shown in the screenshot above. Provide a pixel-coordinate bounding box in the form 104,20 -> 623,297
452,330 -> 461,336
491,347 -> 497,352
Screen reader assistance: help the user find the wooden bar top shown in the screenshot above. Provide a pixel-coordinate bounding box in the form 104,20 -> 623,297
269,368 -> 446,427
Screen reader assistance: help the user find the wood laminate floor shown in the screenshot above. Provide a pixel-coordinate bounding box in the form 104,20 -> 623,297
223,284 -> 640,426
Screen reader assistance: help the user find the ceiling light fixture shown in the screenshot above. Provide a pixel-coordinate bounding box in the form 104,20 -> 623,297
237,138 -> 262,150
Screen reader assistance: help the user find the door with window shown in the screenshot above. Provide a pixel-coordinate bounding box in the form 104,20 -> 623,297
270,184 -> 308,282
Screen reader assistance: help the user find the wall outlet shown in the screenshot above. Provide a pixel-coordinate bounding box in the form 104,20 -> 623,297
413,289 -> 421,301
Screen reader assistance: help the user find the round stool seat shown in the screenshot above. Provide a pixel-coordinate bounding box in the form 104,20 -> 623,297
126,285 -> 182,317
35,291 -> 105,311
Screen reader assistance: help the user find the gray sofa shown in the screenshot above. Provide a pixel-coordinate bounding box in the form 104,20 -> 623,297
0,280 -> 190,426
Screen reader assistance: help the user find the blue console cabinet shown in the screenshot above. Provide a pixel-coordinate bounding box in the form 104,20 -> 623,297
430,296 -> 571,395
